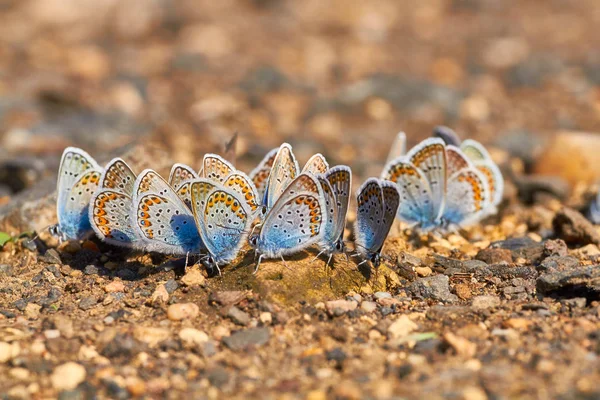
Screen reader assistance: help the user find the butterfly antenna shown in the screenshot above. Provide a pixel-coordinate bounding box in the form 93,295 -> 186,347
311,249 -> 326,264
279,255 -> 292,272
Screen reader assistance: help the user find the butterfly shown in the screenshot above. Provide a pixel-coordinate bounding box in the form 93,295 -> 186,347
249,147 -> 278,199
315,166 -> 352,265
382,138 -> 491,230
89,158 -> 144,248
460,139 -> 504,211
262,143 -> 300,210
132,169 -> 204,255
50,147 -> 103,241
250,173 -> 325,271
302,153 -> 329,175
353,178 -> 400,268
189,179 -> 253,273
589,189 -> 600,224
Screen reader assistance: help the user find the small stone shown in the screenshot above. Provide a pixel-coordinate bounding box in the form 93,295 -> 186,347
209,291 -> 247,307
360,301 -> 377,313
543,239 -> 568,257
24,303 -> 41,319
462,260 -> 488,271
84,265 -> 99,275
41,249 -> 62,264
104,281 -> 125,293
79,296 -> 98,311
503,318 -> 533,330
454,283 -> 472,300
126,377 -> 146,397
44,329 -> 61,339
207,367 -> 230,389
0,341 -> 20,362
222,327 -> 270,351
325,347 -> 347,364
0,264 -> 14,276
179,328 -> 209,346
325,300 -> 358,316
538,256 -> 579,272
104,261 -> 118,270
443,332 -> 476,358
167,303 -> 199,321
226,307 -> 250,326
63,241 -> 81,254
151,285 -> 169,304
374,292 -> 391,300
133,326 -> 170,347
181,268 -> 206,287
409,275 -> 458,303
387,315 -> 418,340
553,207 -> 600,246
9,367 -> 30,381
537,265 -> 600,298
471,295 -> 501,310
415,266 -> 432,277
164,279 -> 179,294
491,237 -> 544,263
51,362 -> 86,391
475,248 -> 512,264
259,312 -> 272,325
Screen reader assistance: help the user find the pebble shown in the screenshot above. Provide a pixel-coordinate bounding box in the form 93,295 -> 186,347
104,281 -> 125,293
387,315 -> 418,340
0,341 -> 20,362
167,303 -> 199,321
79,296 -> 98,311
133,326 -> 170,347
209,291 -> 247,306
454,283 -> 472,300
84,265 -> 99,275
24,303 -> 41,319
226,306 -> 250,326
415,266 -> 432,277
164,279 -> 179,294
553,207 -> 600,246
180,268 -> 206,287
0,264 -> 14,276
462,260 -> 488,271
475,248 -> 513,264
543,239 -> 568,257
9,367 -> 30,380
259,312 -> 272,325
443,332 -> 476,358
179,328 -> 209,346
125,377 -> 146,397
41,249 -> 62,265
537,265 -> 600,297
222,327 -> 270,351
471,295 -> 501,310
374,291 -> 391,300
62,241 -> 81,254
360,301 -> 377,313
51,362 -> 86,391
151,285 -> 169,303
409,275 -> 458,303
325,300 -> 358,316
503,318 -> 533,330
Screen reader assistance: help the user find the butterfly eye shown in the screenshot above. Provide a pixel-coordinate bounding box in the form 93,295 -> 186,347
335,241 -> 344,252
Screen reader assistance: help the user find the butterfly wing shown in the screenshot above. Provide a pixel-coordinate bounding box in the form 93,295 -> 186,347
433,126 -> 462,147
461,139 -> 504,207
445,145 -> 471,176
201,154 -> 235,183
382,159 -> 437,228
191,181 -> 251,265
249,147 -> 278,199
379,181 -> 400,246
56,147 -> 102,240
222,171 -> 261,213
354,178 -> 384,256
263,143 -> 300,209
99,158 -> 136,195
90,190 -> 141,247
257,173 -> 325,257
133,169 -> 203,255
443,167 -> 490,227
385,131 -> 407,165
406,138 -> 447,220
317,176 -> 338,249
302,153 -> 329,175
325,166 -> 351,245
169,163 -> 199,190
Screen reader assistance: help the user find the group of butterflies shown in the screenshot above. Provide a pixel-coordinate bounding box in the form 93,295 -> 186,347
49,126 -> 503,273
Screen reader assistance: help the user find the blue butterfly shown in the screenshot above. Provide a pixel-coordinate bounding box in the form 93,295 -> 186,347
315,166 -> 352,266
51,147 -> 103,241
250,172 -> 325,271
382,138 -> 492,230
132,169 -> 204,255
262,143 -> 300,210
249,147 -> 278,200
89,158 -> 143,248
189,179 -> 253,273
354,178 -> 400,268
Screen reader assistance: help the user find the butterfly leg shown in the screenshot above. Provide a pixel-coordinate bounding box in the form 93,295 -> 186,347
310,249 -> 326,264
253,254 -> 264,274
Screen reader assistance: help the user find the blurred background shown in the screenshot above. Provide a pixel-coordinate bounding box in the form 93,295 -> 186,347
1,0 -> 600,205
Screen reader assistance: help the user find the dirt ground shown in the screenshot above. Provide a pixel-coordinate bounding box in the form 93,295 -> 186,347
1,1 -> 600,399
